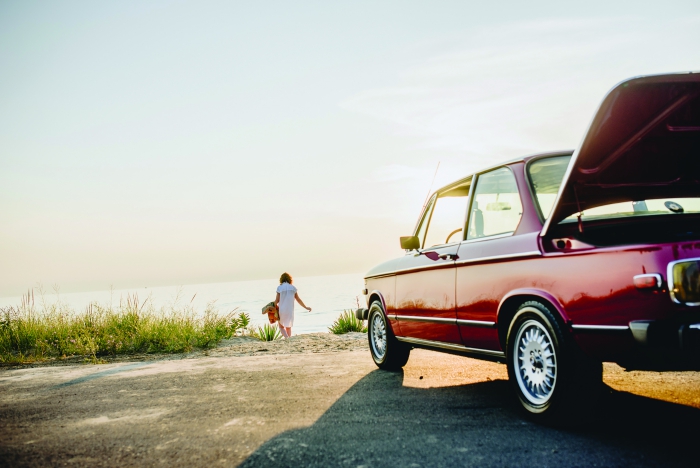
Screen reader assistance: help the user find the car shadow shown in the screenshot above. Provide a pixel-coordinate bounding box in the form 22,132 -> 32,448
239,369 -> 698,467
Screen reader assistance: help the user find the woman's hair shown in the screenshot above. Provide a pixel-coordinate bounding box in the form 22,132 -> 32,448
280,272 -> 293,284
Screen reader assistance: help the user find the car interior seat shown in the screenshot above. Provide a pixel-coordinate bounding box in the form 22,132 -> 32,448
471,201 -> 484,238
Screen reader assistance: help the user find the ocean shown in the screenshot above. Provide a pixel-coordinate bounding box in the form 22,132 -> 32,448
0,273 -> 367,334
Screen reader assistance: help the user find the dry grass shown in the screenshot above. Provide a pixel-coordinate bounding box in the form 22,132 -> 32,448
0,288 -> 250,364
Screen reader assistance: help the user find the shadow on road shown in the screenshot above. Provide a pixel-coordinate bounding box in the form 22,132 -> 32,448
240,369 -> 698,467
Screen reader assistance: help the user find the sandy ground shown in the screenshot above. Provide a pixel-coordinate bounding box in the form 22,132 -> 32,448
0,332 -> 370,370
1,333 -> 699,467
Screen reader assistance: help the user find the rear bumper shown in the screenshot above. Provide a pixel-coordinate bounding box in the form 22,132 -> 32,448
629,321 -> 700,350
573,319 -> 700,370
622,320 -> 700,370
355,308 -> 369,321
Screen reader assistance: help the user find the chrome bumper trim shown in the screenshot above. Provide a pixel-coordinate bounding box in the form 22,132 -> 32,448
629,321 -> 651,345
628,320 -> 700,347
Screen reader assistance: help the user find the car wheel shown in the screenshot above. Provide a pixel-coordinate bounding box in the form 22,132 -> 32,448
506,301 -> 602,424
368,301 -> 410,370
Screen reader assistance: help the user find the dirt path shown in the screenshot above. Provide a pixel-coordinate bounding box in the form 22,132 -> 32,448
0,332 -> 370,369
1,334 -> 699,467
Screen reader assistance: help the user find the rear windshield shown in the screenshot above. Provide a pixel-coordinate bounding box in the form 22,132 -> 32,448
528,155 -> 700,223
527,155 -> 571,220
563,198 -> 700,222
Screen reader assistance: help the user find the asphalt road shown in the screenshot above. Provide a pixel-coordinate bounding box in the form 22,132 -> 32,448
1,348 -> 699,467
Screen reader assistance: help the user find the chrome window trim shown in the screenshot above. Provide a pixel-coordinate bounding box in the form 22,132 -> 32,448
396,336 -> 505,358
571,324 -> 629,331
456,319 -> 497,328
420,193 -> 438,250
412,193 -> 436,247
667,257 -> 700,306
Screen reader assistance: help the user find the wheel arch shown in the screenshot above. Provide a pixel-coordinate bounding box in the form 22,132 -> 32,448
497,289 -> 570,350
367,290 -> 400,335
367,290 -> 387,314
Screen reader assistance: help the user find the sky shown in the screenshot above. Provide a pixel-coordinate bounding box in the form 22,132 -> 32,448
1,0 -> 699,296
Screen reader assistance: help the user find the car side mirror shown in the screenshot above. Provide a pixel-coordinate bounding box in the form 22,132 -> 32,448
400,236 -> 420,250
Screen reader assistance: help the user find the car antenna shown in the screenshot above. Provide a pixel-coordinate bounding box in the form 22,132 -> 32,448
422,161 -> 440,210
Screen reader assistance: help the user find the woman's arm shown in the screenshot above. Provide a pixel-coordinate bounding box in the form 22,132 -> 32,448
275,292 -> 280,308
294,293 -> 311,311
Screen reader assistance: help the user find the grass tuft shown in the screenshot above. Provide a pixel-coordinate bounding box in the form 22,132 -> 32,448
0,289 -> 250,364
251,323 -> 282,341
328,310 -> 367,334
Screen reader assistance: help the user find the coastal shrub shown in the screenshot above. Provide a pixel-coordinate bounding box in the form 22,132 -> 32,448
232,311 -> 250,331
0,289 -> 249,364
329,310 -> 367,334
251,323 -> 282,341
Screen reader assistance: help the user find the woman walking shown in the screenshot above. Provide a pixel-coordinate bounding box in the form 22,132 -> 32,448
275,272 -> 311,338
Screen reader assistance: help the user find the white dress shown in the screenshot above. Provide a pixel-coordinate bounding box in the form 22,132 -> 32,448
276,282 -> 297,327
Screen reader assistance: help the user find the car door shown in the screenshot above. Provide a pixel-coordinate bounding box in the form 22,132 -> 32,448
394,178 -> 471,345
456,165 -> 540,352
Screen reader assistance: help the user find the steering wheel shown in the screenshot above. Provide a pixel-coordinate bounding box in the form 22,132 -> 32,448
445,228 -> 463,243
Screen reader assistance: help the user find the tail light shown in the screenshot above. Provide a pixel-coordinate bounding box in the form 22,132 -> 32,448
667,258 -> 700,306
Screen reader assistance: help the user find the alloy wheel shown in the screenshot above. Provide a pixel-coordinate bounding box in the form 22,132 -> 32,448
370,313 -> 387,360
514,318 -> 558,406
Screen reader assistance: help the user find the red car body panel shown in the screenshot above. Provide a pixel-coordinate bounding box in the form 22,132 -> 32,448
364,72 -> 700,369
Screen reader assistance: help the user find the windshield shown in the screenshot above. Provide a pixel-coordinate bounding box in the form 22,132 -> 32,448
527,155 -> 571,220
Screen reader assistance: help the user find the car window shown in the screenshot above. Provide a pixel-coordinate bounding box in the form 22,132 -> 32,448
527,155 -> 571,220
467,167 -> 522,240
422,181 -> 471,248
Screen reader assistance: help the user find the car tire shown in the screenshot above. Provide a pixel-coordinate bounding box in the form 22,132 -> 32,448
368,301 -> 410,370
506,300 -> 602,424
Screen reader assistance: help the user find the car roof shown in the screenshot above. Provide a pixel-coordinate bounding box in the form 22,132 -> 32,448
434,150 -> 574,195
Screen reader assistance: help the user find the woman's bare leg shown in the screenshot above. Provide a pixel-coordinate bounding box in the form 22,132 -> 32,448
278,323 -> 290,338
285,327 -> 292,337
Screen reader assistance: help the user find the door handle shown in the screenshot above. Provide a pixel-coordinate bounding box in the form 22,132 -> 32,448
438,253 -> 459,261
416,251 -> 459,261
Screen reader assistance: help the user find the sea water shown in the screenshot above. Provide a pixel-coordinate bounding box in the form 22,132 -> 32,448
0,273 -> 366,334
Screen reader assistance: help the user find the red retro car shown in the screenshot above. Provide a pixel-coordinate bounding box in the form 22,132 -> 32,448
357,72 -> 700,422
